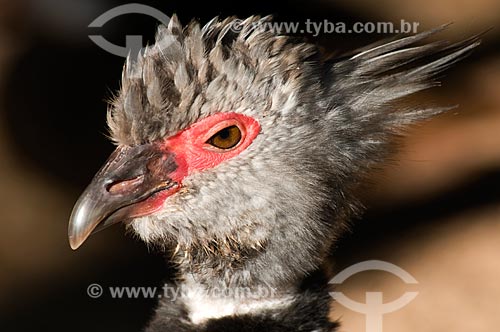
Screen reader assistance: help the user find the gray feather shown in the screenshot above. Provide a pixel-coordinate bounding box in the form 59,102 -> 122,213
105,15 -> 479,293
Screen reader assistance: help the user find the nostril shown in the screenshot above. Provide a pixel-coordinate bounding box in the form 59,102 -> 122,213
106,175 -> 145,195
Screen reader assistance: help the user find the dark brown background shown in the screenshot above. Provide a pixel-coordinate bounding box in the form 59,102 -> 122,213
0,0 -> 499,331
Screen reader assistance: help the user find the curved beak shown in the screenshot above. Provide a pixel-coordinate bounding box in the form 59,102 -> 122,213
68,144 -> 178,250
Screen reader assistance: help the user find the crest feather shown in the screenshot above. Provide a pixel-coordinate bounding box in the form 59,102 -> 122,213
107,15 -> 480,146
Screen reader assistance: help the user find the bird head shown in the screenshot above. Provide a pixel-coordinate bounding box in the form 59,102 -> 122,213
68,16 -> 479,287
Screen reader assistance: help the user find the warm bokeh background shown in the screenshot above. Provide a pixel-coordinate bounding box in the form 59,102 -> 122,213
0,0 -> 498,331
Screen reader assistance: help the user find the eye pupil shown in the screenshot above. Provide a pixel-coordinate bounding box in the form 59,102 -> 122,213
207,125 -> 242,150
218,128 -> 230,140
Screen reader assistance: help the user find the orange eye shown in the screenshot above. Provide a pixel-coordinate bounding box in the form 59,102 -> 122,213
206,125 -> 242,150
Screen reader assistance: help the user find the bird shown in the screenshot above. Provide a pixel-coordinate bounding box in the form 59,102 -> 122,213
68,15 -> 480,332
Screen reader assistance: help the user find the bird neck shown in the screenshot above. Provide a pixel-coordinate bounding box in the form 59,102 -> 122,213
145,262 -> 339,331
177,273 -> 296,325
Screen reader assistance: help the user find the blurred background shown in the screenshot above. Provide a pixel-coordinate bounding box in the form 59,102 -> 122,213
0,0 -> 498,331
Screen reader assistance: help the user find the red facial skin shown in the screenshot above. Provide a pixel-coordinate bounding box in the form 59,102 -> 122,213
128,112 -> 261,218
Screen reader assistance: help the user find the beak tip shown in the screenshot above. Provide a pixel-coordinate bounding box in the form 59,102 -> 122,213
68,197 -> 98,250
68,234 -> 83,250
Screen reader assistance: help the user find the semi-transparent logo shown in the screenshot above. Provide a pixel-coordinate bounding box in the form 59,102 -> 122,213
330,260 -> 419,332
